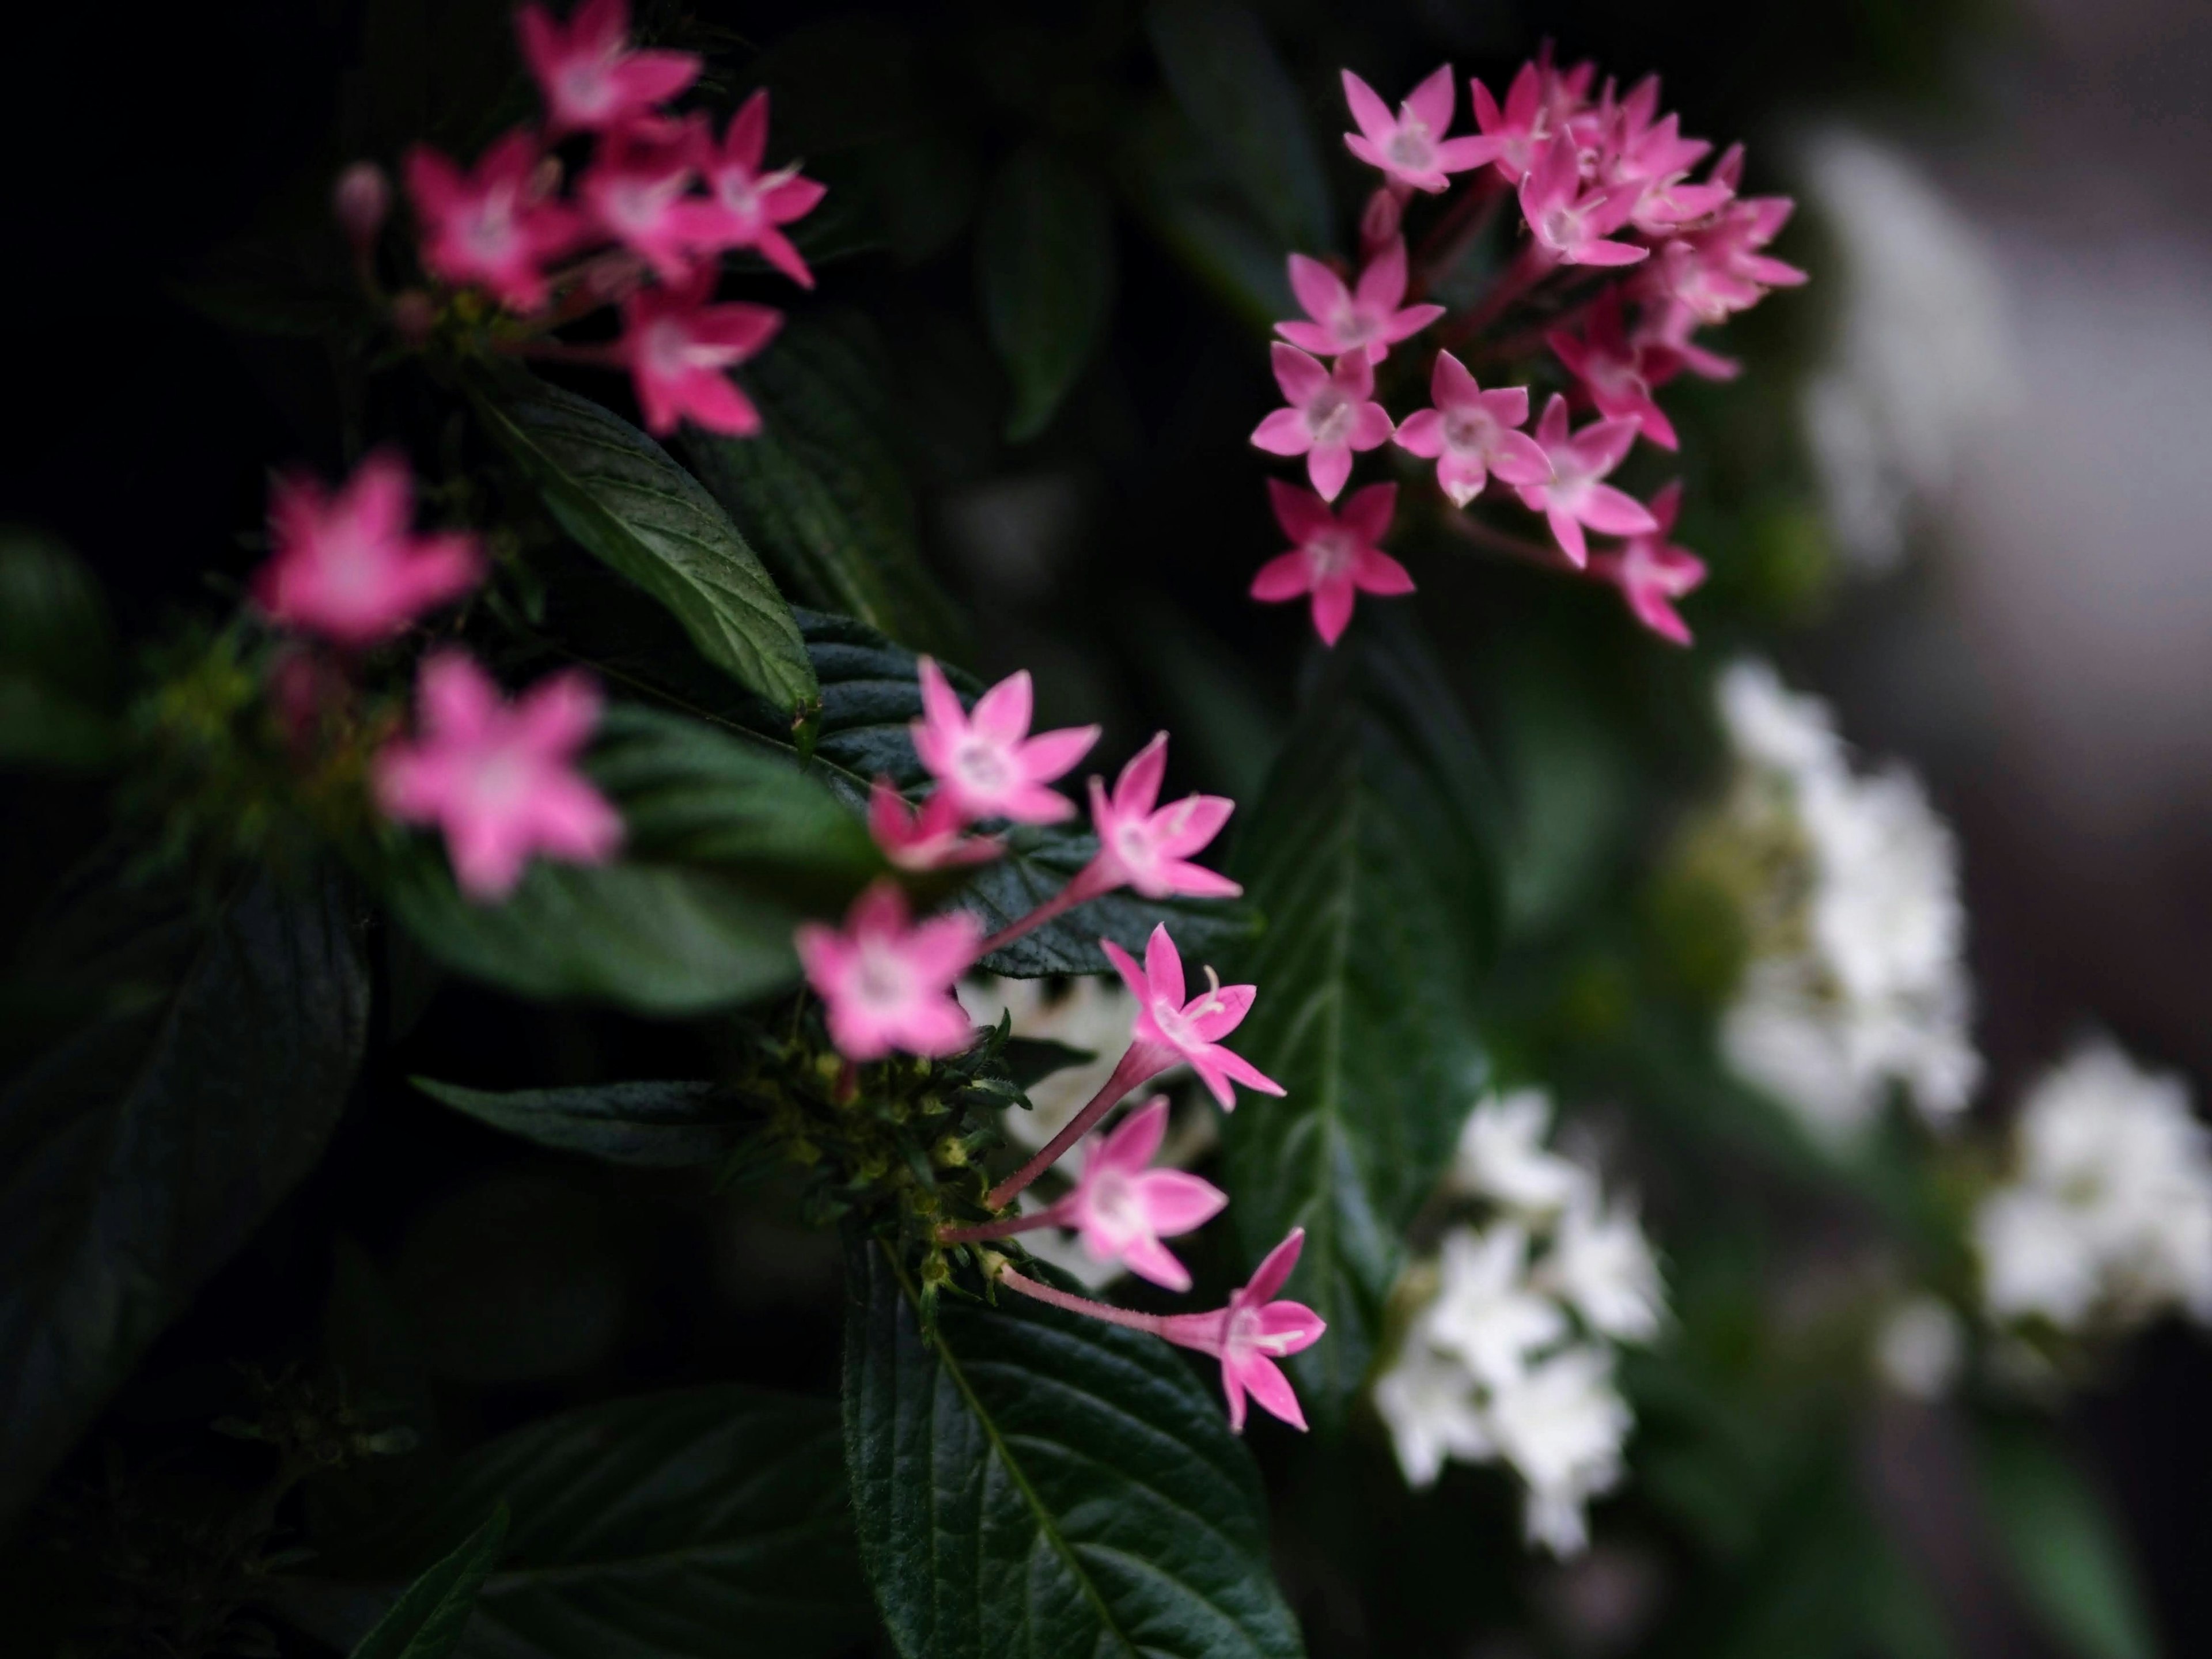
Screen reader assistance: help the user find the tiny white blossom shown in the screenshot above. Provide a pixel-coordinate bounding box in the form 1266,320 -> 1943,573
1544,1195 -> 1664,1344
1373,1316 -> 1493,1488
1427,1223 -> 1567,1387
1873,1294 -> 1966,1400
1486,1345 -> 1631,1556
1717,660 -> 1844,780
1449,1089 -> 1591,1214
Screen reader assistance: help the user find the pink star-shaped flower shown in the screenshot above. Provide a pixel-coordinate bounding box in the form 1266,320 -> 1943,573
674,91 -> 828,290
1590,480 -> 1705,646
1519,134 -> 1647,268
1635,300 -> 1740,383
1467,55 -> 1588,184
1340,66 -> 1498,194
1547,291 -> 1684,450
1100,924 -> 1283,1111
1639,188 -> 1805,324
1251,480 -> 1412,647
1516,393 -> 1658,569
254,452 -> 484,647
794,879 -> 981,1062
516,0 -> 700,136
374,652 -> 623,900
615,271 -> 781,436
1274,239 -> 1444,366
577,121 -> 700,282
1043,1097 -> 1228,1291
1157,1228 -> 1327,1431
910,658 -> 1099,825
1084,733 -> 1240,900
1250,344 -> 1394,502
1391,350 -> 1552,507
404,131 -> 585,312
866,777 -> 1002,872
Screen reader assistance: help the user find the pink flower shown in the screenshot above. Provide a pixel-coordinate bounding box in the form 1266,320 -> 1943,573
1250,344 -> 1394,502
910,658 -> 1099,825
1516,393 -> 1658,569
1084,734 -> 1240,900
1636,300 -> 1740,382
516,0 -> 700,135
1358,187 -> 1405,259
1341,66 -> 1498,194
578,122 -> 700,282
1100,924 -> 1283,1111
374,652 -> 623,900
1590,480 -> 1705,646
404,131 -> 585,312
1467,57 -> 1580,184
866,777 -> 1002,872
1392,350 -> 1552,507
1157,1228 -> 1327,1431
1274,240 -> 1444,365
1251,480 -> 1412,647
675,91 -> 828,289
1547,291 -> 1683,450
254,452 -> 484,646
794,880 -> 981,1062
1046,1097 -> 1228,1291
1518,135 -> 1647,268
615,272 -> 781,436
1638,176 -> 1805,324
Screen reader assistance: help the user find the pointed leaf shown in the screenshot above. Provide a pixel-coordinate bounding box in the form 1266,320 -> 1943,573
1975,1420 -> 2159,1659
411,1077 -> 747,1167
349,1504 -> 507,1659
977,146 -> 1115,441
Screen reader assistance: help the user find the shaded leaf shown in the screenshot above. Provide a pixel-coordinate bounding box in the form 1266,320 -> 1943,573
977,146 -> 1115,441
1975,1420 -> 2159,1659
1117,102 -> 1295,329
0,530 -> 117,769
411,1077 -> 748,1167
350,1505 -> 507,1659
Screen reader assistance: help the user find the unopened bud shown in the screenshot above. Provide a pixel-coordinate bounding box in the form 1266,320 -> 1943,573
1359,185 -> 1404,257
932,1135 -> 968,1169
333,161 -> 391,251
390,289 -> 436,346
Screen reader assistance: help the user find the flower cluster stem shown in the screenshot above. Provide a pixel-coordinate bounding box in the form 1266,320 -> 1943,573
985,1042 -> 1162,1210
938,1208 -> 1060,1245
997,1264 -> 1169,1336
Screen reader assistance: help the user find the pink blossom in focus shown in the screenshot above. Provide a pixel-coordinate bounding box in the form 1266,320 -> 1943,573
1157,1228 -> 1327,1431
1639,184 -> 1805,325
1391,351 -> 1551,508
1516,393 -> 1657,569
615,271 -> 781,435
374,652 -> 622,900
866,777 -> 1002,872
1590,480 -> 1705,646
676,92 -> 828,289
1084,734 -> 1241,900
516,0 -> 700,135
255,452 -> 484,646
404,131 -> 585,312
1251,480 -> 1412,646
1518,135 -> 1646,268
1547,291 -> 1683,450
1275,240 -> 1445,365
1467,51 -> 1595,184
1250,344 -> 1394,502
1100,924 -> 1283,1111
1051,1097 -> 1228,1291
794,880 -> 981,1062
910,658 -> 1099,825
578,122 -> 700,282
1340,66 -> 1498,194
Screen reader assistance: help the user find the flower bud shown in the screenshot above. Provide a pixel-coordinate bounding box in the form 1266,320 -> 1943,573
1359,186 -> 1405,257
332,161 -> 391,251
389,290 -> 437,347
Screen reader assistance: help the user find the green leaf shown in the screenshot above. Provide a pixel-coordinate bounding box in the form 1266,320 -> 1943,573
0,530 -> 117,770
1219,621 -> 1503,1422
843,1236 -> 1304,1659
1143,0 -> 1333,253
0,863 -> 368,1522
350,1505 -> 508,1659
1974,1420 -> 2159,1659
976,146 -> 1115,442
1116,104 -> 1294,330
683,312 -> 962,654
411,1077 -> 748,1167
471,371 -> 817,719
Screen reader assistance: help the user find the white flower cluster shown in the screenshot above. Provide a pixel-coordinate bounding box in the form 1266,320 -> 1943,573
1975,1041 -> 2212,1334
1714,661 -> 1980,1139
1373,1091 -> 1665,1556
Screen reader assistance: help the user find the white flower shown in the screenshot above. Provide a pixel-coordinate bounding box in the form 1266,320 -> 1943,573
1427,1223 -> 1567,1387
1448,1089 -> 1590,1215
1717,660 -> 1844,782
1975,1185 -> 2103,1330
958,974 -> 1146,1152
1486,1346 -> 1631,1556
1373,1316 -> 1493,1489
1544,1195 -> 1664,1344
1873,1295 -> 1966,1401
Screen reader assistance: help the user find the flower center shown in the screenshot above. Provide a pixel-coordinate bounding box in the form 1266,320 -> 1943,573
1308,389 -> 1355,446
1305,531 -> 1354,579
1085,1168 -> 1143,1244
851,940 -> 914,1010
464,188 -> 521,263
643,318 -> 695,378
1386,123 -> 1434,171
952,738 -> 1012,796
1442,410 -> 1495,456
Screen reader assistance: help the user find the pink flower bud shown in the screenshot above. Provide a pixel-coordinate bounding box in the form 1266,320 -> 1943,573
332,161 -> 391,250
391,290 -> 437,347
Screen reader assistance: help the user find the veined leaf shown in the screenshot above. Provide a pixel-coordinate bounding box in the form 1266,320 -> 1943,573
977,146 -> 1115,442
350,1505 -> 507,1659
411,1077 -> 748,1168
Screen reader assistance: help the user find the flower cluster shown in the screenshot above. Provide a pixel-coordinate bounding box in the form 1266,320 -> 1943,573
1710,660 -> 1979,1138
1251,52 -> 1804,650
1373,1090 -> 1664,1555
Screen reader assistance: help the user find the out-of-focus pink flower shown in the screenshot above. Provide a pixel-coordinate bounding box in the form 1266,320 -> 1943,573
333,162 -> 391,251
1392,350 -> 1552,507
1084,734 -> 1240,900
910,658 -> 1099,825
1639,184 -> 1805,324
1251,480 -> 1412,646
255,452 -> 484,646
517,0 -> 700,135
866,777 -> 1002,872
1157,1228 -> 1327,1431
615,272 -> 781,435
1341,66 -> 1498,194
676,92 -> 827,289
794,880 -> 981,1061
1046,1097 -> 1228,1291
1358,187 -> 1406,259
404,132 -> 585,312
1101,924 -> 1283,1111
1275,240 -> 1445,365
1516,393 -> 1657,568
578,122 -> 700,282
1635,300 -> 1740,382
1251,344 -> 1394,502
1519,135 -> 1646,268
1591,480 -> 1705,646
1467,51 -> 1594,183
374,652 -> 622,900
1548,291 -> 1683,450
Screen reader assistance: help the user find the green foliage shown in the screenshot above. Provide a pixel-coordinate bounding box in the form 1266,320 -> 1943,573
0,531 -> 116,770
349,1505 -> 509,1659
1975,1420 -> 2160,1659
410,1077 -> 750,1167
977,146 -> 1115,442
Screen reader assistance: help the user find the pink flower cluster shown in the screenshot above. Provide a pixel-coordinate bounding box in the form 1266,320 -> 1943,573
1248,50 -> 1805,651
389,0 -> 823,436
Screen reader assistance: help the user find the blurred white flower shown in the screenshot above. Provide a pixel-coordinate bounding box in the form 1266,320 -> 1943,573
1448,1088 -> 1590,1215
1488,1346 -> 1632,1556
1373,1315 -> 1493,1488
959,974 -> 1145,1151
1873,1294 -> 1966,1401
1429,1222 -> 1569,1387
1543,1195 -> 1665,1344
1717,658 -> 1844,781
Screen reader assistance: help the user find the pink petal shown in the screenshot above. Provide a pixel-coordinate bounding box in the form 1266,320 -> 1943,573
1135,1171 -> 1228,1236
1245,1228 -> 1307,1302
1648,479 -> 1683,535
1548,505 -> 1589,569
1525,135 -> 1578,213
1188,981 -> 1256,1042
754,226 -> 816,290
1433,134 -> 1505,172
763,174 -> 828,223
1311,576 -> 1356,646
1269,342 -> 1330,406
1353,238 -> 1407,310
970,669 -> 1034,744
1100,937 -> 1150,1004
513,670 -> 602,754
1430,349 -> 1480,412
1199,1045 -> 1284,1100
523,773 -> 625,863
673,370 -> 763,437
1488,429 -> 1552,486
1392,408 -> 1445,459
1142,923 -> 1185,1008
1352,547 -> 1416,595
1338,481 -> 1397,544
1233,1355 -> 1307,1431
1275,320 -> 1342,355
1347,402 -> 1396,450
1113,732 -> 1169,817
1627,585 -> 1692,647
1435,450 -> 1489,506
418,651 -> 499,742
1570,238 -> 1650,268
1567,415 -> 1641,476
1378,302 -> 1446,346
1340,69 -> 1396,145
1251,550 -> 1316,603
1251,408 -> 1313,457
1117,1235 -> 1195,1293
1578,482 -> 1660,536
915,656 -> 968,737
1402,64 -> 1456,134
1015,724 -> 1101,782
1155,861 -> 1243,900
725,89 -> 770,173
1306,442 -> 1353,502
1287,253 -> 1350,323
1099,1095 -> 1171,1171
1328,352 -> 1377,399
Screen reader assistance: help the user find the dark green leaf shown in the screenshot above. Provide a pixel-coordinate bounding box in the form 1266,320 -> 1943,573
1116,103 -> 1295,329
471,371 -> 817,719
843,1236 -> 1304,1659
411,1077 -> 748,1167
0,530 -> 117,769
976,147 -> 1115,442
350,1505 -> 507,1659
0,864 -> 368,1522
1219,621 -> 1503,1422
1000,1036 -> 1097,1090
1974,1420 -> 2158,1659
